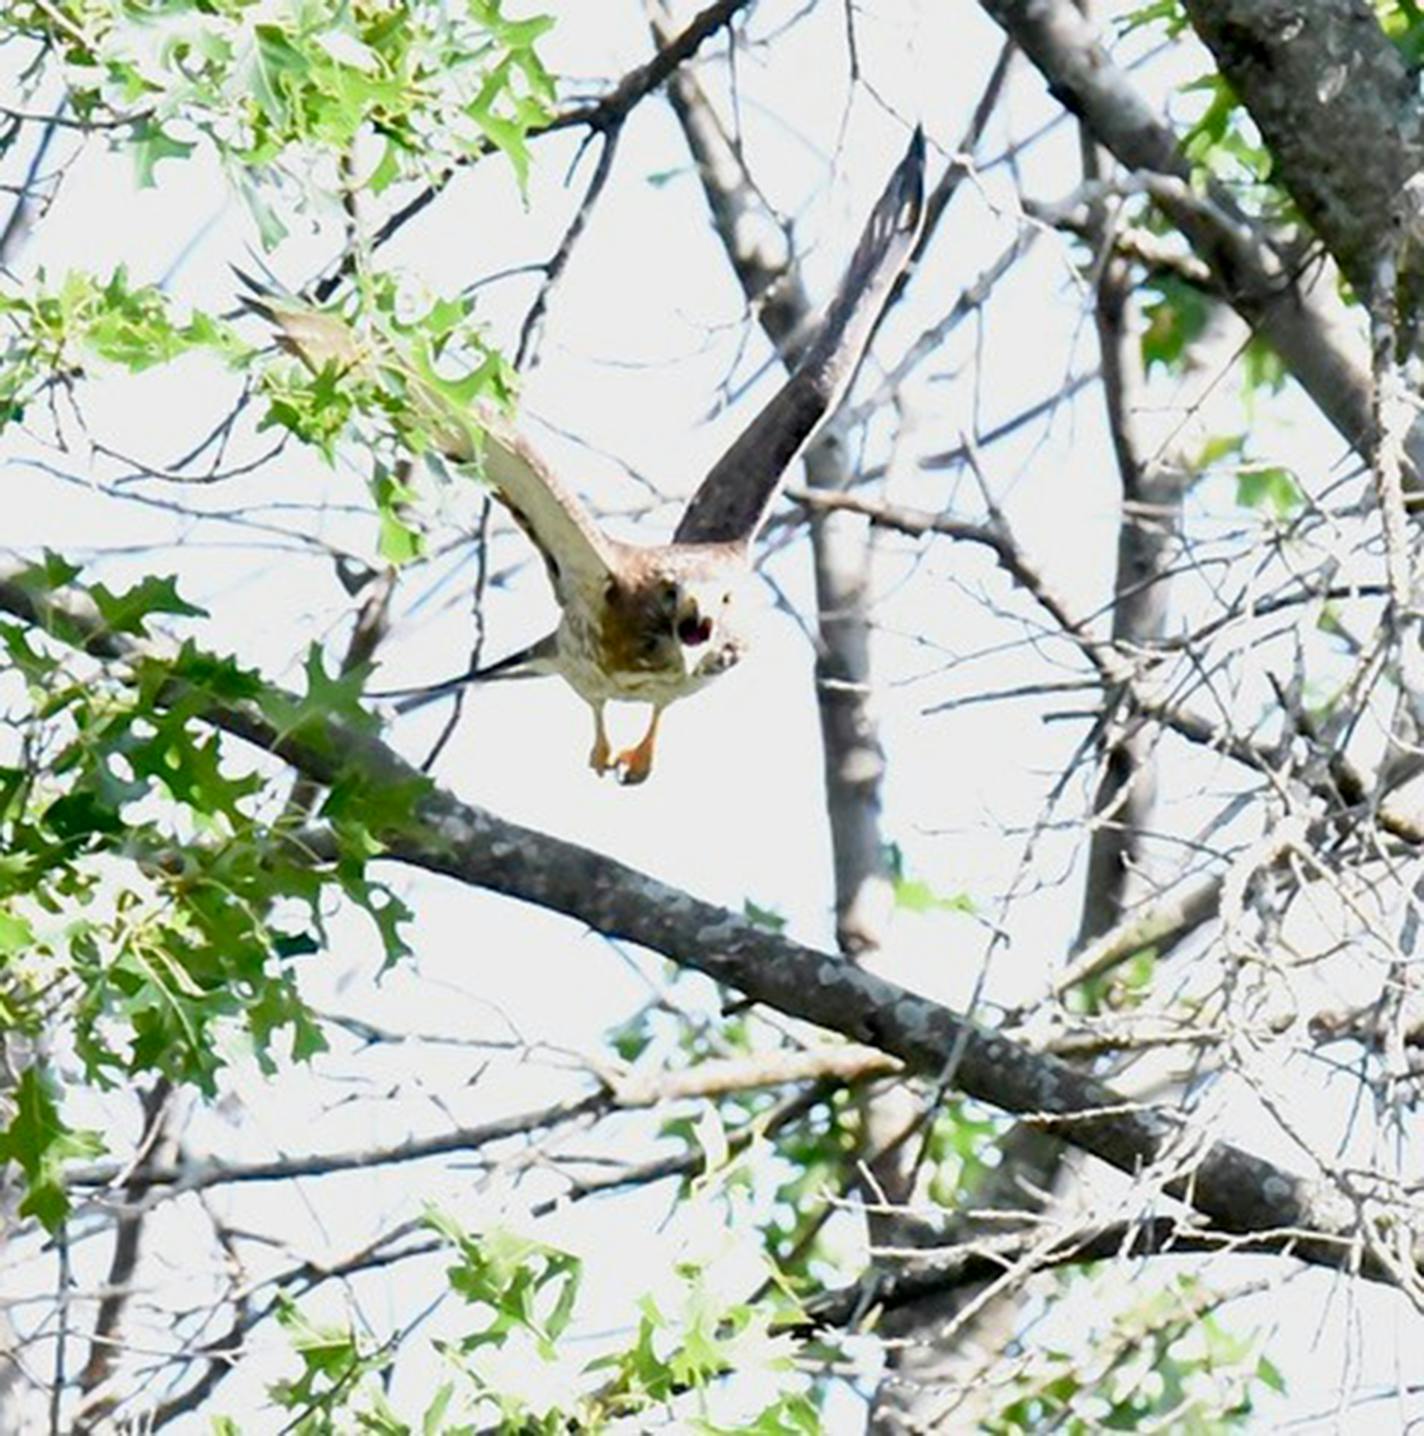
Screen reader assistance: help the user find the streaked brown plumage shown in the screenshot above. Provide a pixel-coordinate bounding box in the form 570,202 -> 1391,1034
242,129 -> 925,783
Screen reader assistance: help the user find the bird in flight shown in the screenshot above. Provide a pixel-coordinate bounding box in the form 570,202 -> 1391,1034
243,128 -> 924,784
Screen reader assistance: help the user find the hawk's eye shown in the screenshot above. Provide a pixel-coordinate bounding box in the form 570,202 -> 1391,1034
678,615 -> 713,646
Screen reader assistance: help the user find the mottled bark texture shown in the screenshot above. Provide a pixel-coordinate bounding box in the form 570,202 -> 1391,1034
1182,0 -> 1424,297
393,794 -> 1364,1261
977,0 -> 1423,476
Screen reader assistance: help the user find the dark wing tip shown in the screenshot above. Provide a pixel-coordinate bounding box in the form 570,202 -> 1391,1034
672,129 -> 927,549
230,264 -> 277,322
898,125 -> 926,232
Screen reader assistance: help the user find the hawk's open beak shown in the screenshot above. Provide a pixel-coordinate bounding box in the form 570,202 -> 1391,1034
677,612 -> 713,646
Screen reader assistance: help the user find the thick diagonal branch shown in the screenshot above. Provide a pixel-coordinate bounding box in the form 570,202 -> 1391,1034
0,565 -> 1410,1284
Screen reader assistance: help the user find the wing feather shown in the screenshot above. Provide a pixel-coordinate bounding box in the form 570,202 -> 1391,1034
236,272 -> 616,597
465,406 -> 617,596
673,127 -> 926,547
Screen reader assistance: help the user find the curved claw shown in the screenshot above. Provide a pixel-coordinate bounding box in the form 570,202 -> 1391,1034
615,748 -> 654,786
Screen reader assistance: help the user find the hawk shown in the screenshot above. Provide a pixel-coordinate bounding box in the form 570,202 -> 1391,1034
244,129 -> 924,783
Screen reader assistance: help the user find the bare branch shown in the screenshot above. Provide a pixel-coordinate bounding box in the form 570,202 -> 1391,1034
315,0 -> 760,300
0,565 -> 1408,1285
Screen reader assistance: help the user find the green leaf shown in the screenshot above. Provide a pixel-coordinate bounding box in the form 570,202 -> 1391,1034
421,1383 -> 456,1436
128,717 -> 261,821
1237,465 -> 1303,518
742,898 -> 786,933
0,909 -> 35,956
607,1009 -> 653,1063
893,876 -> 974,915
0,622 -> 57,682
1191,432 -> 1245,471
469,107 -> 532,190
351,884 -> 414,970
259,644 -> 379,741
372,463 -> 425,564
89,574 -> 206,637
378,510 -> 423,563
270,928 -> 320,959
0,1066 -> 105,1230
367,137 -> 402,195
15,550 -> 82,595
1116,0 -> 1187,37
697,1392 -> 823,1435
1141,276 -> 1212,375
1383,0 -> 1424,64
1243,335 -> 1288,397
429,1210 -> 583,1360
235,171 -> 291,250
250,24 -> 305,130
269,1292 -> 383,1416
1256,1355 -> 1287,1394
129,117 -> 195,188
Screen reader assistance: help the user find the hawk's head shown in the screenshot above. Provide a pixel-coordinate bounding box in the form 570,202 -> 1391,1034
658,569 -> 747,680
605,547 -> 749,682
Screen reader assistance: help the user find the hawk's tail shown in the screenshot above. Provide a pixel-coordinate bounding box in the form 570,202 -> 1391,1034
375,632 -> 559,715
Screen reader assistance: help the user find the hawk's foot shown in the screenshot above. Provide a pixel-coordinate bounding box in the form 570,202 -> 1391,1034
588,705 -> 613,776
614,708 -> 662,786
589,733 -> 613,775
614,744 -> 654,785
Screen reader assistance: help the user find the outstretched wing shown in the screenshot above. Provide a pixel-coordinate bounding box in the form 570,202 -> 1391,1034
467,407 -> 618,598
673,127 -> 926,547
236,273 -> 617,598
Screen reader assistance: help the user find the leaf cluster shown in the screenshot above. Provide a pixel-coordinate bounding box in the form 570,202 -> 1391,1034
985,1275 -> 1283,1433
0,558 -> 416,1226
0,266 -> 244,432
2,0 -> 556,240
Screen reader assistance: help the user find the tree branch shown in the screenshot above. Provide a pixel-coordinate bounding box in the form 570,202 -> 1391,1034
0,564 -> 1411,1286
790,1214 -> 1318,1335
315,0 -> 759,300
69,1047 -> 898,1198
68,1093 -> 605,1197
977,0 -> 1419,477
1181,0 -> 1424,299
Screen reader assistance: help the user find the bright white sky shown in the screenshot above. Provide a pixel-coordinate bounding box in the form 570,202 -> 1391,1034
2,0 -> 1421,1429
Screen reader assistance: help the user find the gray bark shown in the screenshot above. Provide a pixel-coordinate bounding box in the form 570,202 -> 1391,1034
1182,0 -> 1424,297
978,0 -> 1424,476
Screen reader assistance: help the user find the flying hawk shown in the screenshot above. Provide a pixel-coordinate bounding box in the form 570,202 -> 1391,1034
243,128 -> 924,783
